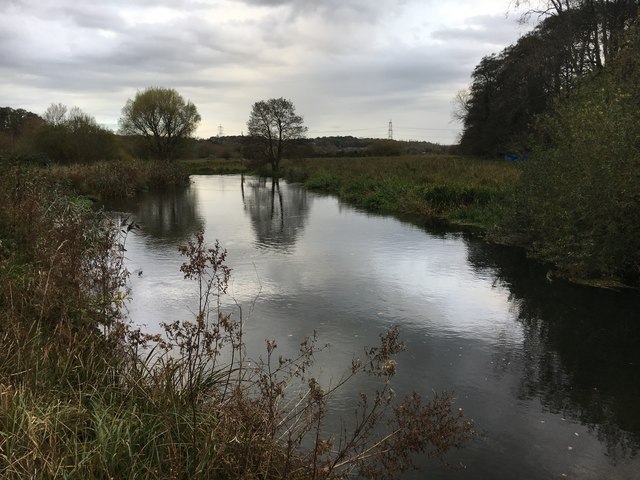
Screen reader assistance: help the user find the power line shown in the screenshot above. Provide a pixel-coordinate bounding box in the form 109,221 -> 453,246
388,120 -> 393,140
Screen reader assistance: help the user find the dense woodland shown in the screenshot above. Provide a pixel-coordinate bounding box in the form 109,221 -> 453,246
457,0 -> 638,156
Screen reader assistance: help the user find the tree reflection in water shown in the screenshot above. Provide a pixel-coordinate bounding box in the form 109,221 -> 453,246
465,239 -> 640,461
104,187 -> 204,248
241,176 -> 311,253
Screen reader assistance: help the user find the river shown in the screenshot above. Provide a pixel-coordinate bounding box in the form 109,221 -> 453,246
108,174 -> 640,479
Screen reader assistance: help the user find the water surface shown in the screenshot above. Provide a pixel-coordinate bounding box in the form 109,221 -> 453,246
110,175 -> 640,479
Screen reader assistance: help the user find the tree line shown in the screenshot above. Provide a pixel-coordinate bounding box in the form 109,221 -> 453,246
457,0 -> 638,157
0,89 -> 308,170
509,19 -> 640,284
2,92 -> 451,171
457,0 -> 640,284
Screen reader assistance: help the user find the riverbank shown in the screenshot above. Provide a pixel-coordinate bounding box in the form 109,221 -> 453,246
179,155 -> 637,289
0,161 -> 472,478
180,155 -> 519,231
281,155 -> 519,230
11,153 -> 516,235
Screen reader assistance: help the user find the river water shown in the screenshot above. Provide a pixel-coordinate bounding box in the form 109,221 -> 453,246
110,174 -> 640,479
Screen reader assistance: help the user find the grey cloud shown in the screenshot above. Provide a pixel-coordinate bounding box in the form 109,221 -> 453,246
0,18 -> 253,94
236,0 -> 286,4
298,47 -> 473,101
1,2 -> 271,90
235,0 -> 409,23
57,4 -> 123,30
0,0 -> 526,143
0,0 -> 28,9
1,0 -> 114,28
432,14 -> 524,47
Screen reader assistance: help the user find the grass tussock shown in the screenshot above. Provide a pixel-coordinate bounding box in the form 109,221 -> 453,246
0,165 -> 473,479
281,155 -> 519,228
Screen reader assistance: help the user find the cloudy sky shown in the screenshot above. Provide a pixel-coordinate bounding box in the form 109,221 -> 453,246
1,0 -> 533,144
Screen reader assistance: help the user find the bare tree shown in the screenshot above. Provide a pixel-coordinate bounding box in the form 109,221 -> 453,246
42,103 -> 68,126
451,89 -> 471,123
247,97 -> 307,173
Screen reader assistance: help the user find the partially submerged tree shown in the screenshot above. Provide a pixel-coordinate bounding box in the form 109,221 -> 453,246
119,87 -> 201,160
247,97 -> 307,173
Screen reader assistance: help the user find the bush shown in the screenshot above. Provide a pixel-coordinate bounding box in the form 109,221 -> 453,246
368,140 -> 404,157
44,159 -> 190,199
423,184 -> 496,210
33,115 -> 119,164
507,66 -> 640,283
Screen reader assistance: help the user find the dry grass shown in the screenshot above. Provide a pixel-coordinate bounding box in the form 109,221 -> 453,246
44,158 -> 190,199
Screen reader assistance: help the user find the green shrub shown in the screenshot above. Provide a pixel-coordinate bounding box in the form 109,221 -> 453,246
423,184 -> 496,210
508,69 -> 640,283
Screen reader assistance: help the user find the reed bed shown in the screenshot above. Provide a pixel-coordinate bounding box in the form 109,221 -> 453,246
44,158 -> 190,199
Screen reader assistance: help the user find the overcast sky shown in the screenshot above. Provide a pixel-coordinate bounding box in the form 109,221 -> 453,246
1,0 -> 533,144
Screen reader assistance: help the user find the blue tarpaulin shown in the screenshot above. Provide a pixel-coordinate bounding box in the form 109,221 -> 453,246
504,152 -> 528,161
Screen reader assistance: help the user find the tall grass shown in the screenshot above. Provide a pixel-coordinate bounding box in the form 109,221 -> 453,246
44,158 -> 190,199
281,155 -> 519,228
0,165 -> 474,479
178,158 -> 249,175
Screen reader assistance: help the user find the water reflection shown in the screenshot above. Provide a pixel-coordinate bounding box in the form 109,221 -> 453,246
241,176 -> 310,252
466,240 -> 640,459
104,186 -> 204,248
115,175 -> 640,479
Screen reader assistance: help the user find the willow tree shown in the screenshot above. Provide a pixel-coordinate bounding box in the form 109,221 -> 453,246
247,97 -> 307,173
119,87 -> 201,160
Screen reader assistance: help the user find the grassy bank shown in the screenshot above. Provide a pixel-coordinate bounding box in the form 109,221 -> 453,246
0,163 -> 473,478
179,157 -> 249,175
276,154 -> 637,287
177,155 -> 519,231
279,155 -> 519,230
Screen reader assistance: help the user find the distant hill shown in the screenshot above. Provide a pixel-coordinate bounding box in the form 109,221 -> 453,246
201,135 -> 454,159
